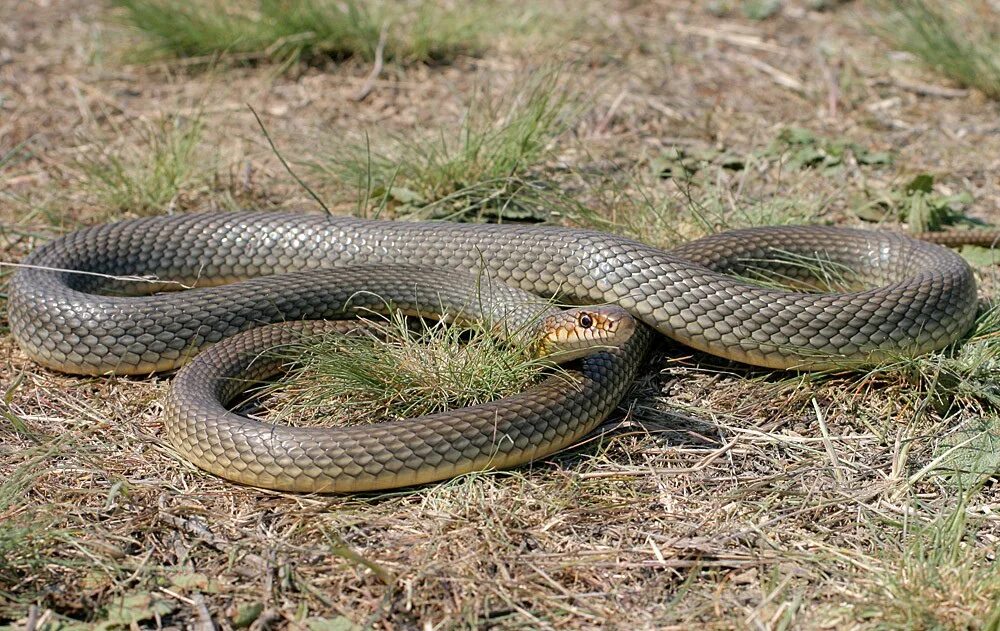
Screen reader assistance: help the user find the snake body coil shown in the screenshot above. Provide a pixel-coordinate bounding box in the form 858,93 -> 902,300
8,211 -> 982,491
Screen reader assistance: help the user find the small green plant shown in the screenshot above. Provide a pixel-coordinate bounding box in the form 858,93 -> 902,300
706,0 -> 782,20
935,415 -> 1000,490
113,0 -> 497,66
876,0 -> 1000,99
910,301 -> 1000,410
313,71 -> 580,221
854,173 -> 985,236
652,128 -> 892,182
650,146 -> 748,180
755,126 -> 892,173
741,0 -> 783,20
77,113 -> 204,215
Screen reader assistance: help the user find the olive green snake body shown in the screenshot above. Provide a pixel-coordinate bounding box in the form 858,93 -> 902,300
8,212 -> 992,491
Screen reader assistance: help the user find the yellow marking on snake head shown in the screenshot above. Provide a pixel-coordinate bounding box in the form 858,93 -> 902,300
534,305 -> 637,363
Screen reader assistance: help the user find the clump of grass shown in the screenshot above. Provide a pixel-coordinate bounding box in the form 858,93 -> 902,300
875,0 -> 1000,99
0,438 -> 77,617
858,493 -> 1000,628
314,70 -> 581,220
0,516 -> 73,613
77,112 -> 204,215
256,313 -> 553,427
112,0 -> 497,66
857,313 -> 1000,496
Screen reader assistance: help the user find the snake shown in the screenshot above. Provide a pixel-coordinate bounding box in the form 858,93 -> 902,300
7,211 -> 992,491
159,270 -> 644,492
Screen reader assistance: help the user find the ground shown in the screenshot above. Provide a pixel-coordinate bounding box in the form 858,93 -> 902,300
2,1 -> 1000,629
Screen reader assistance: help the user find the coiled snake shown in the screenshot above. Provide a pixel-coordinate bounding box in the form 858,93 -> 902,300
8,212 -> 989,491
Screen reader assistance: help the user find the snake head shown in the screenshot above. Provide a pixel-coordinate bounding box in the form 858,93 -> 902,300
533,305 -> 636,364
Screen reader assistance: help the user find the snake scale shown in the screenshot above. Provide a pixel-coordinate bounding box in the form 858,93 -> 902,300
8,211 -> 990,491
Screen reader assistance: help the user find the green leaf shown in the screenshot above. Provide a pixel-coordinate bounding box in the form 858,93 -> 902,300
857,151 -> 893,166
231,602 -> 265,628
306,616 -> 361,631
905,173 -> 935,194
689,146 -> 722,163
958,245 -> 999,267
779,126 -> 816,145
170,571 -> 222,593
388,186 -> 425,205
718,152 -> 746,170
938,419 -> 1000,489
97,592 -> 176,629
788,147 -> 826,169
651,150 -> 699,179
742,0 -> 782,20
853,198 -> 892,222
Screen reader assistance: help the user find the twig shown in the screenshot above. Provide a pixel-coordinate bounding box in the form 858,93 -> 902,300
353,23 -> 388,102
157,510 -> 266,569
160,587 -> 196,606
576,439 -> 738,478
62,74 -> 134,120
594,88 -> 628,136
147,50 -> 265,68
812,398 -> 846,487
816,51 -> 840,118
248,104 -> 332,216
25,605 -> 39,631
192,593 -> 216,631
0,261 -> 196,288
891,74 -> 970,98
635,95 -> 686,121
728,52 -> 806,94
323,529 -> 393,584
675,23 -> 790,54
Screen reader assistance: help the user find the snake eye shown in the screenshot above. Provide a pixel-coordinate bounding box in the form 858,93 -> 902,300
578,313 -> 593,329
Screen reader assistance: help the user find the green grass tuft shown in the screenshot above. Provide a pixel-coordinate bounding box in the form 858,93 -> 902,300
876,0 -> 1000,99
255,312 -> 554,428
859,492 -> 1000,628
112,0 -> 500,66
313,70 -> 581,221
77,112 -> 204,215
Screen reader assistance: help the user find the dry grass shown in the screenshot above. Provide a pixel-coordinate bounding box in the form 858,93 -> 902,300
874,0 -> 1000,100
2,0 -> 1000,628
